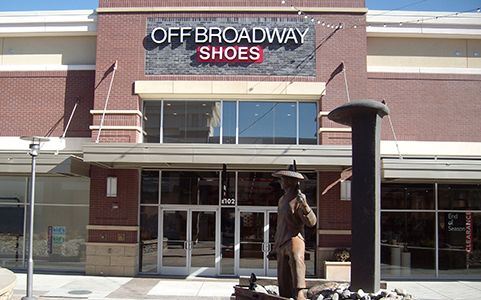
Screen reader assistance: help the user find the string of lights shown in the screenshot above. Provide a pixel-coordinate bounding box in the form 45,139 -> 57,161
279,0 -> 480,29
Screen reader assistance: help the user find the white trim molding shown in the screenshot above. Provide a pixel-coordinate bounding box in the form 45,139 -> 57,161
90,110 -> 142,117
0,64 -> 95,72
0,10 -> 97,37
135,80 -> 325,100
89,125 -> 144,133
98,7 -> 367,14
368,66 -> 481,75
367,10 -> 481,38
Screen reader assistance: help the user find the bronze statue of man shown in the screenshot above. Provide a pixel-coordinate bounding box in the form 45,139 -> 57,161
272,166 -> 317,300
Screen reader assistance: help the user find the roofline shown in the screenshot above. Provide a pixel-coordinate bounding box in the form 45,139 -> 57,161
367,10 -> 481,38
0,9 -> 97,37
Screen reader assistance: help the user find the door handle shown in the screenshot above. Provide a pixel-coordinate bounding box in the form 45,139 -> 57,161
183,241 -> 188,250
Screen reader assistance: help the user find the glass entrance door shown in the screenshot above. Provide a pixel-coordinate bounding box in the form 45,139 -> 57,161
236,208 -> 277,276
160,207 -> 218,276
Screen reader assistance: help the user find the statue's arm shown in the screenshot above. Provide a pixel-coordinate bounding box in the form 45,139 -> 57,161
296,193 -> 317,227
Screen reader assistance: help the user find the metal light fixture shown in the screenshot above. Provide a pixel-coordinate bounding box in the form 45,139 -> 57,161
20,136 -> 49,300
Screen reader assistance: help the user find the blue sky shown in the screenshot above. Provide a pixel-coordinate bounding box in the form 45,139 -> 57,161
0,0 -> 479,12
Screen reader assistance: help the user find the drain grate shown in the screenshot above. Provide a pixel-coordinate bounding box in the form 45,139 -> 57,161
68,290 -> 92,295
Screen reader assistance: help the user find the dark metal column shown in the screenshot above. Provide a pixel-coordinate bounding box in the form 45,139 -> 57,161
328,100 -> 389,293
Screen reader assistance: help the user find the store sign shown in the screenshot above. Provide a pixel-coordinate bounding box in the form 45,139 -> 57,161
48,225 -> 66,255
150,26 -> 309,64
466,212 -> 472,253
145,18 -> 315,76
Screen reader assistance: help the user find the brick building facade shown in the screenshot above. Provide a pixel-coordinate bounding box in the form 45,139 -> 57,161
0,0 -> 480,279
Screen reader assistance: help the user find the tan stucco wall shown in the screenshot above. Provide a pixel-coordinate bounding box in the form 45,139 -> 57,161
367,37 -> 481,69
0,36 -> 96,65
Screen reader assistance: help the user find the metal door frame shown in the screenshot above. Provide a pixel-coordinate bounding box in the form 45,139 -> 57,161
159,205 -> 219,276
235,206 -> 277,276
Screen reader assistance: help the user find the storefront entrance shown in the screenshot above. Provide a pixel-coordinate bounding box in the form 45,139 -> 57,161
236,208 -> 277,276
160,207 -> 219,276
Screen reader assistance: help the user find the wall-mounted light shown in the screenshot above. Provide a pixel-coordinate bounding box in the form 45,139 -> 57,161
106,176 -> 117,197
340,180 -> 351,201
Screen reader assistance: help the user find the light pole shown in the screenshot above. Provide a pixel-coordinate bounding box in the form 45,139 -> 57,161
20,136 -> 49,300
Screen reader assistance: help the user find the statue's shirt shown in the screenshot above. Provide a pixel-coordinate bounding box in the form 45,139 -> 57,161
274,192 -> 316,250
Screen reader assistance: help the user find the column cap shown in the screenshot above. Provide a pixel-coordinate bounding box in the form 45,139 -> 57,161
328,100 -> 389,126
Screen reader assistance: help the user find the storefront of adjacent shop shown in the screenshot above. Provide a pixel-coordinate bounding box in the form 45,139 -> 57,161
1,0 -> 481,280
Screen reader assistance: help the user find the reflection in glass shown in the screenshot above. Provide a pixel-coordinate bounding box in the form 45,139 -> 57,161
140,206 -> 158,272
161,171 -> 219,205
268,212 -> 277,272
238,102 -> 296,144
221,208 -> 235,274
34,177 -> 90,205
191,211 -> 216,268
381,184 -> 434,210
222,101 -> 236,144
0,203 -> 24,268
381,212 -> 435,277
32,205 -> 88,271
141,171 -> 159,204
438,185 -> 481,210
240,212 -> 265,269
299,102 -> 317,145
163,101 -> 220,143
162,210 -> 187,268
237,172 -> 283,206
143,101 -> 161,143
438,212 -> 481,276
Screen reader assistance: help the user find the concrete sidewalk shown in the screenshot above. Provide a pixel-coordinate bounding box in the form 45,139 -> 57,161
11,273 -> 481,300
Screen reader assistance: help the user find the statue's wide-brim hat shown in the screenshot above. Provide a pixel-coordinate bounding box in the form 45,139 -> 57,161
272,169 -> 305,180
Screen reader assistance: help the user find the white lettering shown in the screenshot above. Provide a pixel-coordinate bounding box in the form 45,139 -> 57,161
151,27 -> 167,43
266,28 -> 288,44
297,28 -> 309,44
251,27 -> 266,43
198,46 -> 211,60
167,27 -> 180,43
180,27 -> 193,43
195,27 -> 208,43
209,27 -> 222,43
222,27 -> 238,44
237,27 -> 252,43
249,46 -> 261,60
238,46 -> 249,60
151,26 -> 309,46
211,46 -> 223,60
224,46 -> 237,60
284,28 -> 298,43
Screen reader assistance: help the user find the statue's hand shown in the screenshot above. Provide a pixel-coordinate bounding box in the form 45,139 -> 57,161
296,192 -> 310,213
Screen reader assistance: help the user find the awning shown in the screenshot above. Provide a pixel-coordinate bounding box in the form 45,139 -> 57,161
382,157 -> 481,182
0,152 -> 89,177
82,143 -> 352,170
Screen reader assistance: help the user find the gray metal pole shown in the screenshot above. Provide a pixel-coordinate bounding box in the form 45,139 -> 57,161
23,143 -> 39,300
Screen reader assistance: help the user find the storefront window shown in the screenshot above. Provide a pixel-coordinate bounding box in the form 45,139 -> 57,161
299,102 -> 317,145
143,101 -> 161,143
140,206 -> 158,273
142,100 -> 317,145
237,172 -> 283,206
220,208 -> 235,275
141,171 -> 159,204
382,184 -> 434,210
32,205 -> 88,271
222,101 -> 236,144
0,176 -> 89,271
34,177 -> 90,205
163,101 -> 221,143
161,171 -> 219,205
381,212 -> 436,277
238,102 -> 296,144
438,185 -> 481,210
